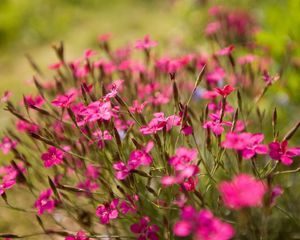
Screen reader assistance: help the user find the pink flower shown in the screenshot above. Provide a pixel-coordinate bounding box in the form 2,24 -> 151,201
271,186 -> 283,205
135,35 -> 157,50
128,141 -> 154,168
65,231 -> 89,240
140,113 -> 181,135
120,195 -> 139,214
241,133 -> 268,159
205,21 -> 221,36
114,141 -> 154,180
237,54 -> 255,65
169,147 -> 198,171
77,101 -> 112,126
269,140 -> 300,165
83,49 -> 97,59
203,113 -> 232,135
130,216 -> 159,240
41,147 -> 64,168
0,136 -> 17,154
16,120 -> 39,133
0,178 -> 16,195
1,91 -> 12,102
77,179 -> 99,195
129,100 -> 148,113
23,95 -> 44,108
206,67 -> 225,84
51,93 -> 75,108
219,174 -> 267,209
34,188 -> 56,215
173,206 -> 234,240
48,62 -> 63,70
92,130 -> 113,148
113,161 -> 130,180
96,199 -> 119,224
98,33 -> 112,43
215,85 -> 235,97
217,45 -> 235,56
85,164 -> 100,179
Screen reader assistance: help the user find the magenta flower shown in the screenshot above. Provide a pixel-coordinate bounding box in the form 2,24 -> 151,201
96,199 -> 119,224
241,133 -> 268,159
219,174 -> 267,209
128,141 -> 154,168
1,90 -> 12,103
34,188 -> 56,215
77,179 -> 99,195
113,161 -> 130,180
65,231 -> 89,240
77,101 -> 112,126
269,140 -> 300,165
215,85 -> 235,98
0,136 -> 17,154
51,92 -> 75,108
130,216 -> 159,240
135,35 -> 157,50
114,141 -> 154,180
48,61 -> 63,70
16,120 -> 39,133
217,45 -> 235,56
92,130 -> 113,148
140,113 -> 181,135
203,113 -> 232,135
85,164 -> 100,179
120,195 -> 139,215
169,147 -> 198,171
173,206 -> 234,240
206,67 -> 225,84
23,94 -> 44,108
0,178 -> 16,195
41,146 -> 64,168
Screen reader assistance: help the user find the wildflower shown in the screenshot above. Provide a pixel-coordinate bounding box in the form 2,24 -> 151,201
237,54 -> 255,65
219,174 -> 267,209
271,186 -> 283,205
48,62 -> 63,70
120,195 -> 139,214
241,133 -> 268,159
140,112 -> 180,135
1,90 -> 12,102
41,146 -> 64,168
92,130 -> 113,148
173,206 -> 234,240
130,216 -> 159,240
77,101 -> 112,126
135,35 -> 157,49
85,164 -> 100,179
34,188 -> 56,215
23,95 -> 44,108
206,67 -> 226,84
65,231 -> 89,240
16,120 -> 39,133
269,140 -> 300,165
215,85 -> 235,97
51,92 -> 76,108
113,161 -> 130,180
0,137 -> 17,154
0,178 -> 16,195
128,141 -> 154,168
96,199 -> 119,224
77,179 -> 99,195
262,70 -> 279,86
203,113 -> 232,135
169,147 -> 198,171
217,45 -> 235,56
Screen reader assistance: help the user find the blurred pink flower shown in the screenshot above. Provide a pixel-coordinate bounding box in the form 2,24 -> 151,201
219,174 -> 267,209
173,206 -> 234,240
96,199 -> 119,224
130,216 -> 159,240
135,35 -> 157,49
41,146 -> 64,168
0,136 -> 17,154
34,188 -> 56,215
269,140 -> 300,165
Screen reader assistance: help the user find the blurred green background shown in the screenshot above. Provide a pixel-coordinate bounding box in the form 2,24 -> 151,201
0,0 -> 300,237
